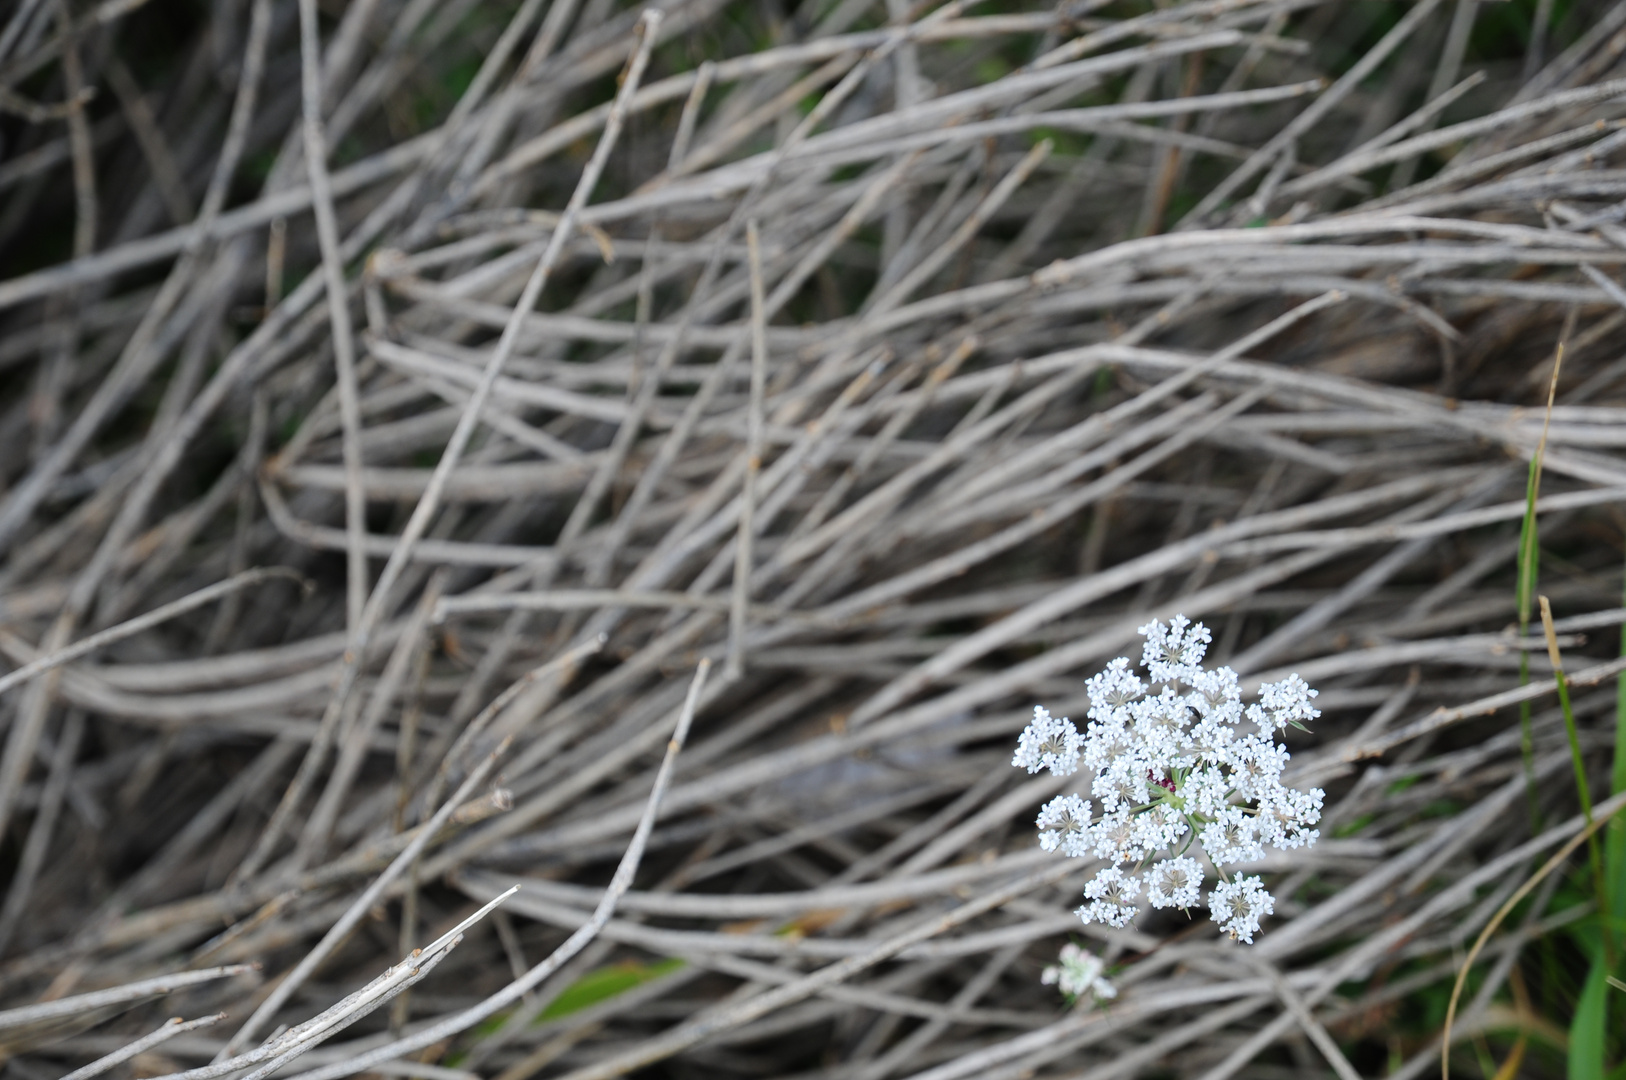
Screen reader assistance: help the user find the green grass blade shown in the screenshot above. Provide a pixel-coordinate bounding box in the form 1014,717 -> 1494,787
1520,337 -> 1567,829
1613,554 -> 1626,925
1518,455 -> 1543,825
1541,599 -> 1611,978
1570,960 -> 1609,1080
537,958 -> 685,1022
1600,550 -> 1626,1080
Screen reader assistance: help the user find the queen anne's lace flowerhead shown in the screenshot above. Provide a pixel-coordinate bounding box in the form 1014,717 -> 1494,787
1012,618 -> 1323,946
1041,943 -> 1117,1002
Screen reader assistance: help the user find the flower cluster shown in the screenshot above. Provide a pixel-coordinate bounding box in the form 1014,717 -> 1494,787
1041,943 -> 1117,1002
1013,617 -> 1323,943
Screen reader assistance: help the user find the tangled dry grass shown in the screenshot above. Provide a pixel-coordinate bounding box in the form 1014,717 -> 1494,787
2,0 -> 1626,1077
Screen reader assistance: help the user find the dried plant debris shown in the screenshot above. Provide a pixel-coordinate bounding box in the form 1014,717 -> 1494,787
1,0 -> 1625,1077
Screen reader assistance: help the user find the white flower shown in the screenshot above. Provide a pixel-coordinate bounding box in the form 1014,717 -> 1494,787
1181,764 -> 1232,817
1091,755 -> 1150,814
1081,711 -> 1134,775
1015,618 -> 1322,947
1140,614 -> 1212,685
1086,657 -> 1143,718
1084,807 -> 1139,862
1200,806 -> 1265,866
1076,866 -> 1141,928
1229,734 -> 1289,801
1130,686 -> 1190,763
1036,794 -> 1091,854
1013,706 -> 1082,776
1041,943 -> 1117,1001
1188,709 -> 1237,765
1146,856 -> 1203,909
1187,666 -> 1243,724
1130,803 -> 1189,856
1257,785 -> 1324,850
1247,673 -> 1320,733
1210,874 -> 1274,943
